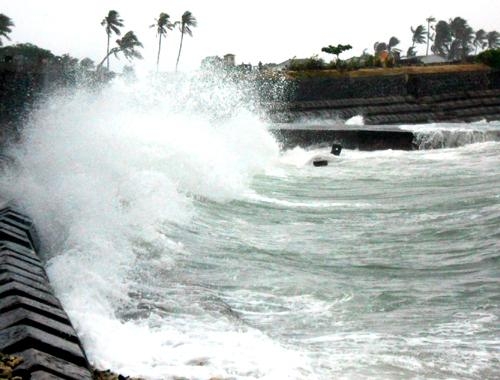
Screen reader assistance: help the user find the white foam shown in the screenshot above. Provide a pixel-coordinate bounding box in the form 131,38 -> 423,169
345,115 -> 365,126
0,74 -> 311,379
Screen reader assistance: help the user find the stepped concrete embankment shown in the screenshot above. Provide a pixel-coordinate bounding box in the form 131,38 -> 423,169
0,202 -> 93,379
268,66 -> 500,126
265,66 -> 500,149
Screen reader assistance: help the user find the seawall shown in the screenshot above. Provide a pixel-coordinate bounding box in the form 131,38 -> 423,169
268,66 -> 500,126
270,125 -> 416,150
0,202 -> 93,379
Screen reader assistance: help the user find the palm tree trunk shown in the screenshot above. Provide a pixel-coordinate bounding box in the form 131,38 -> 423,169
106,33 -> 110,71
157,34 -> 162,72
176,31 -> 184,72
98,51 -> 113,69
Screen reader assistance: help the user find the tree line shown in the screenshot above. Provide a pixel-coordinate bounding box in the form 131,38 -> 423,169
374,16 -> 499,61
0,10 -> 198,73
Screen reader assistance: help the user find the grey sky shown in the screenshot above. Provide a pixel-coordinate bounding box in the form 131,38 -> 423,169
2,0 -> 499,72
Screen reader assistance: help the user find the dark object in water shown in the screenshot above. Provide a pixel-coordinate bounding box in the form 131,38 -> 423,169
331,143 -> 342,156
313,160 -> 329,167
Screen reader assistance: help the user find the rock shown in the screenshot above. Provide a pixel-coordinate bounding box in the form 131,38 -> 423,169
0,352 -> 24,379
313,160 -> 328,167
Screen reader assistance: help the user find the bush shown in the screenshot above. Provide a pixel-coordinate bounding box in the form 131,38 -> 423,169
477,49 -> 500,69
289,56 -> 325,71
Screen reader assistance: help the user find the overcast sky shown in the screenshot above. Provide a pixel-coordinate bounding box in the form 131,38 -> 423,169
2,0 -> 499,72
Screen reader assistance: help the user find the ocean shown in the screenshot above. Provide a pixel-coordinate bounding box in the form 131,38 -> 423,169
0,74 -> 498,379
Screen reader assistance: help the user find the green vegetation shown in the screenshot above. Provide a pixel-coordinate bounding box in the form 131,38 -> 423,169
408,25 -> 426,57
321,44 -> 352,62
477,48 -> 500,69
101,10 -> 124,71
151,12 -> 174,72
0,10 -> 498,77
0,43 -> 55,61
97,31 -> 143,69
294,15 -> 500,74
0,9 -> 199,75
486,31 -> 500,49
374,37 -> 401,55
429,17 -> 498,61
175,11 -> 197,72
425,16 -> 436,56
0,14 -> 14,46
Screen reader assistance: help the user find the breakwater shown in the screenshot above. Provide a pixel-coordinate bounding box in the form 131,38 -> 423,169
0,203 -> 93,379
269,67 -> 500,126
270,125 -> 416,150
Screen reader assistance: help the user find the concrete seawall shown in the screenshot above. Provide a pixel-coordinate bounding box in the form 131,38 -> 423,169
270,124 -> 500,150
268,68 -> 500,126
271,126 -> 416,150
0,203 -> 93,379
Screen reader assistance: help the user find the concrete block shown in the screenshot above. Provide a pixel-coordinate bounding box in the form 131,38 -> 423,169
0,254 -> 48,278
0,248 -> 44,268
0,272 -> 53,293
0,282 -> 61,308
0,325 -> 87,368
0,308 -> 79,344
0,227 -> 32,249
0,263 -> 48,284
0,241 -> 39,261
0,295 -> 70,325
14,349 -> 92,380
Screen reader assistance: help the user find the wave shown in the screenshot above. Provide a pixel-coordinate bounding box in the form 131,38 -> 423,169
401,121 -> 500,149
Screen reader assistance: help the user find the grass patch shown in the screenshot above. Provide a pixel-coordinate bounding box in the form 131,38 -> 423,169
285,63 -> 491,79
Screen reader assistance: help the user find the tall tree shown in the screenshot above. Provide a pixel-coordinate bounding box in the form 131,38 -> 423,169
151,12 -> 173,72
473,29 -> 487,54
426,16 -> 436,56
175,11 -> 197,72
101,10 -> 124,71
0,14 -> 14,46
410,25 -> 427,54
97,31 -> 143,69
432,20 -> 452,57
449,17 -> 474,61
486,31 -> 500,49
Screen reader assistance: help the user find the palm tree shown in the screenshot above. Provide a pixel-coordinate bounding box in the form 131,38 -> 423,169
449,17 -> 474,61
97,31 -> 143,69
175,11 -> 198,72
101,10 -> 124,71
486,31 -> 500,49
406,46 -> 417,57
432,20 -> 452,57
410,25 -> 426,54
473,29 -> 487,54
151,12 -> 173,72
0,14 -> 14,46
425,16 -> 436,56
374,36 -> 400,55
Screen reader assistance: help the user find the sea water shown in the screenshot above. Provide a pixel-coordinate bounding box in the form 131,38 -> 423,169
0,75 -> 499,380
